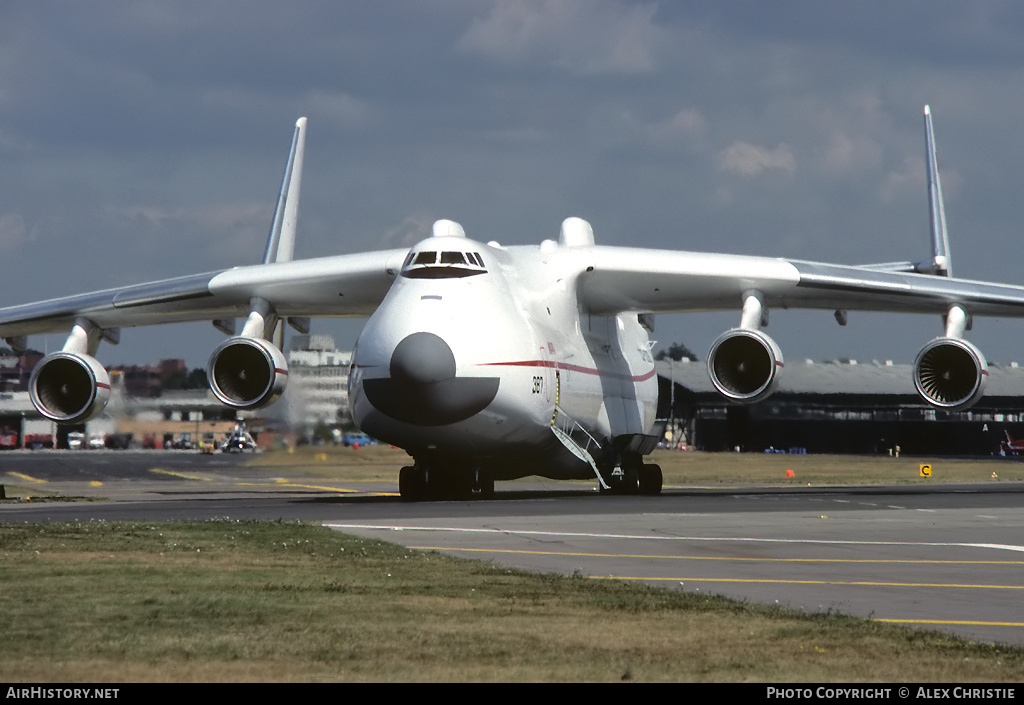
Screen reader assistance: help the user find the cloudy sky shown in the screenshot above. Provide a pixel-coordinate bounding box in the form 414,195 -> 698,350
4,1 -> 1024,370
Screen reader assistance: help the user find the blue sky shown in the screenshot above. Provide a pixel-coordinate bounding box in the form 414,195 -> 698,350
4,1 -> 1024,369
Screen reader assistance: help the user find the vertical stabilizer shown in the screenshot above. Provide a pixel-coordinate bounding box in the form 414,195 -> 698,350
263,117 -> 307,264
924,105 -> 952,277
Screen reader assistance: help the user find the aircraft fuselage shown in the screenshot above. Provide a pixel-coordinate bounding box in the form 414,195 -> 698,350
348,231 -> 659,485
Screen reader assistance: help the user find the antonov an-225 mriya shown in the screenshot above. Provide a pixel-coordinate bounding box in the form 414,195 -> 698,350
2,107 -> 1022,499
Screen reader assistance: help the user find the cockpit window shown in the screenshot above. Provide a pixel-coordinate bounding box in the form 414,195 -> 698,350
402,250 -> 487,279
440,251 -> 466,265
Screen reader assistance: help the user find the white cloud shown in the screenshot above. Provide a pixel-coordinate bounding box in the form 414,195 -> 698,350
665,108 -> 707,137
102,203 -> 272,262
718,142 -> 796,177
878,154 -> 962,206
822,130 -> 883,174
878,154 -> 925,204
647,107 -> 708,149
457,0 -> 661,75
584,105 -> 708,156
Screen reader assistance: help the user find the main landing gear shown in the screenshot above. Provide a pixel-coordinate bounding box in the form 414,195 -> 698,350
602,462 -> 663,496
397,458 -> 663,500
399,462 -> 494,501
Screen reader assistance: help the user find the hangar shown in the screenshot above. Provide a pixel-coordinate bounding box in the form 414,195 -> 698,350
657,359 -> 1024,456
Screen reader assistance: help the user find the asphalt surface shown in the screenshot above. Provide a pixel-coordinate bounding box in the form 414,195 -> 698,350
2,449 -> 1023,647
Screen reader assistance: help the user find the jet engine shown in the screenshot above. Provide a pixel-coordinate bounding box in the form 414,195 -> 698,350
707,328 -> 784,403
208,336 -> 288,409
913,337 -> 987,410
29,351 -> 111,423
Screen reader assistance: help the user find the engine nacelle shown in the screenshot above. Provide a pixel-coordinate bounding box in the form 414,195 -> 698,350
29,352 -> 111,423
208,337 -> 288,409
707,328 -> 784,403
913,337 -> 987,410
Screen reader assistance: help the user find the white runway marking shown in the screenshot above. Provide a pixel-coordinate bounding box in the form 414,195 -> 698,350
323,523 -> 1024,553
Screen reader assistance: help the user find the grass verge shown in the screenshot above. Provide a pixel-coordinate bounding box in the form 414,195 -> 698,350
242,445 -> 1024,486
1,520 -> 1021,682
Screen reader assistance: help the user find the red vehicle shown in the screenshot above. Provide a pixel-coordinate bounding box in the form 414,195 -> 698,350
0,428 -> 17,449
23,434 -> 53,450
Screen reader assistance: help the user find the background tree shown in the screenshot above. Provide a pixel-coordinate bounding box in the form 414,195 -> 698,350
654,342 -> 698,362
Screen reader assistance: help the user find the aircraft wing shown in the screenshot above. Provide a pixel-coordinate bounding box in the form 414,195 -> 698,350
579,246 -> 1024,319
0,248 -> 409,340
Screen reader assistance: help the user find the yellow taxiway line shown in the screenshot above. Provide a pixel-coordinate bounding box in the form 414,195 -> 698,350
148,468 -> 212,481
408,546 -> 1024,566
6,472 -> 48,484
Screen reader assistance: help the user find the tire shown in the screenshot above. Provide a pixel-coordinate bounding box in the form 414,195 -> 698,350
638,463 -> 663,495
399,465 -> 424,501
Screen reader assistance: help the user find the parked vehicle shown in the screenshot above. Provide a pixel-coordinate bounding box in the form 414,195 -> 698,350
105,433 -> 133,449
341,432 -> 375,447
0,428 -> 17,450
222,422 -> 258,453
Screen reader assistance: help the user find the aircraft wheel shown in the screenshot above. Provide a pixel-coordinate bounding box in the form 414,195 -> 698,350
418,463 -> 471,501
605,465 -> 641,495
399,465 -> 426,501
474,470 -> 495,498
638,463 -> 663,496
444,466 -> 476,500
405,463 -> 493,500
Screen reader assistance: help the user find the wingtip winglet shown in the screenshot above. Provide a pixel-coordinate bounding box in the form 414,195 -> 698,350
263,118 -> 307,265
923,104 -> 952,277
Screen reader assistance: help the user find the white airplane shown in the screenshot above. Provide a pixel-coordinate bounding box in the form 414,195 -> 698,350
4,107 -> 1024,500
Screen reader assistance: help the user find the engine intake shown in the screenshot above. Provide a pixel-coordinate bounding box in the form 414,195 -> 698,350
208,337 -> 288,409
913,337 -> 987,410
29,352 -> 111,423
707,329 -> 783,403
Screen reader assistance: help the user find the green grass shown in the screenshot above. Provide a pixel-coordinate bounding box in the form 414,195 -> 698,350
1,520 -> 1022,682
241,444 -> 1024,486
647,449 -> 1024,486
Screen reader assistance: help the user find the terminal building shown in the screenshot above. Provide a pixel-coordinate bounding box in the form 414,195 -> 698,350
283,333 -> 353,432
657,358 -> 1024,456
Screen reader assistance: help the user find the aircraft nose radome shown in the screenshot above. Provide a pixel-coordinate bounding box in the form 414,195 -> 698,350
359,332 -> 500,426
390,332 -> 456,386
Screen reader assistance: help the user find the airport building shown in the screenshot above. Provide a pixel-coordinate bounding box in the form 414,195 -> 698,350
657,358 -> 1024,456
283,334 -> 353,431
0,348 -> 43,392
0,335 -> 356,448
